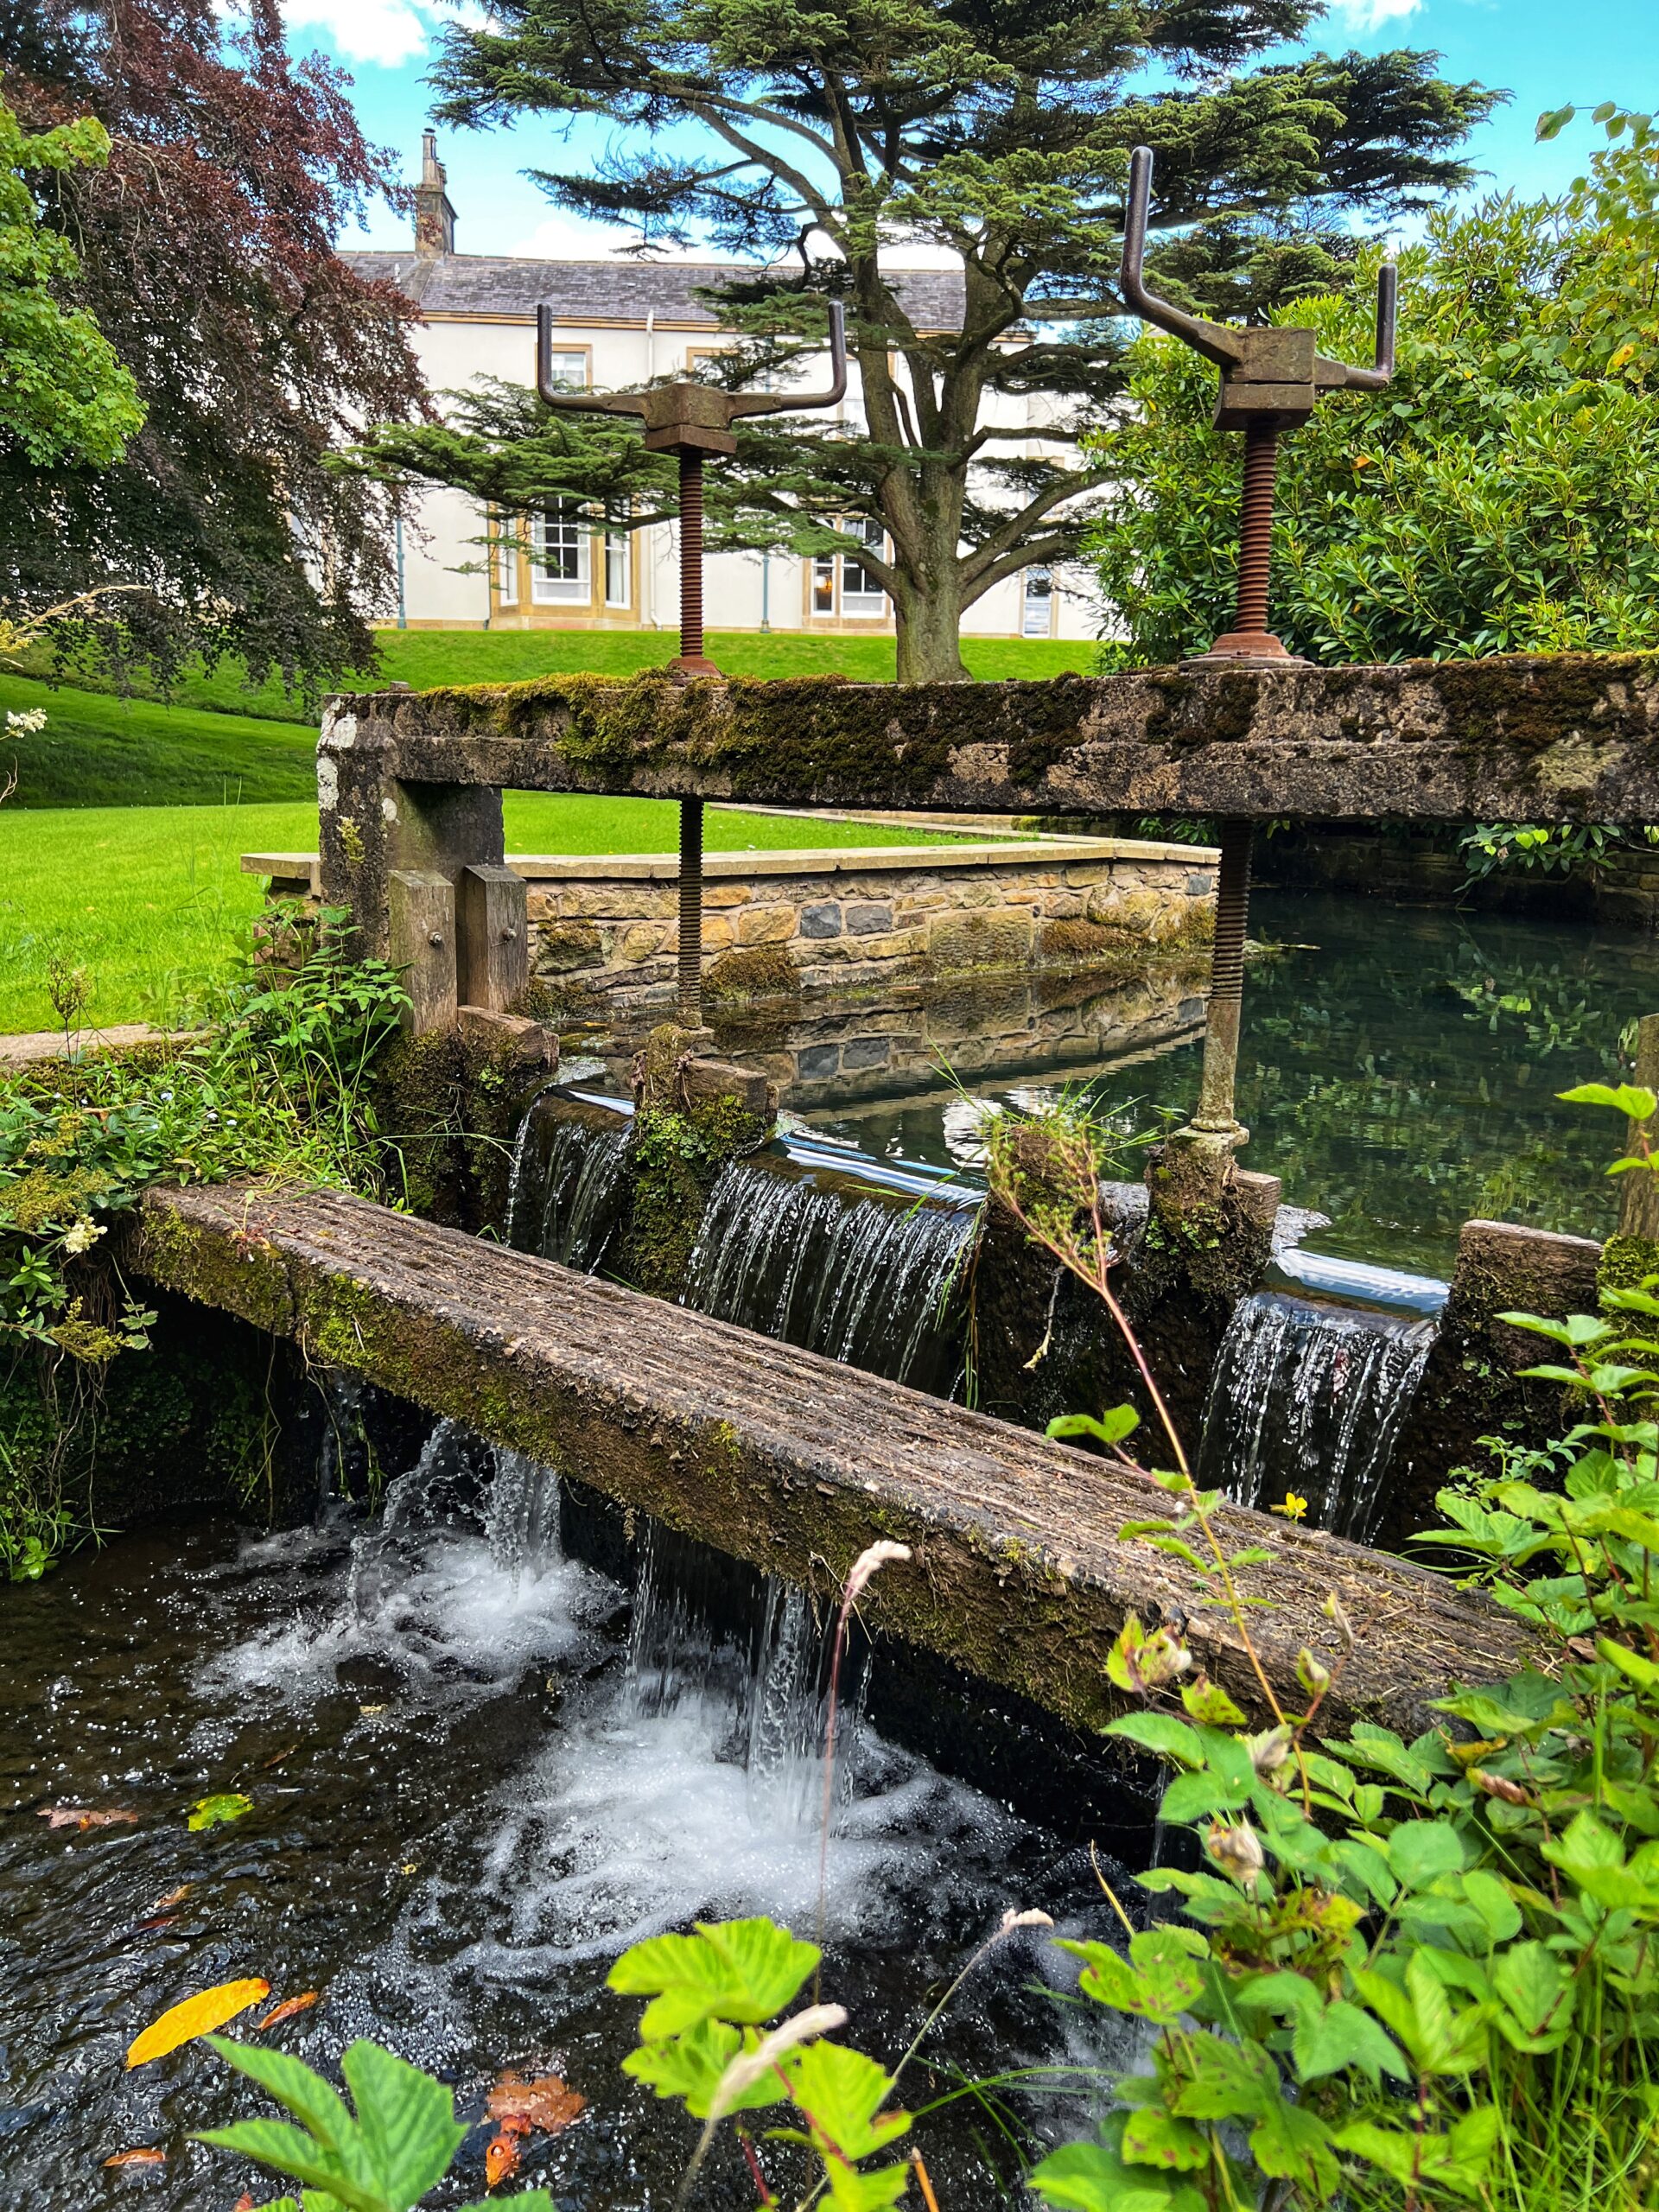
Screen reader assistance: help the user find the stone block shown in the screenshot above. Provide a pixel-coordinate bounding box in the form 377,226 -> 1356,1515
842,1037 -> 891,1071
620,920 -> 669,963
846,901 -> 893,936
928,910 -> 1034,973
1453,1220 -> 1603,1331
735,903 -> 798,945
564,882 -> 678,919
533,918 -> 605,975
699,912 -> 735,952
798,1044 -> 840,1079
1187,870 -> 1217,894
703,881 -> 755,907
800,901 -> 842,939
680,1056 -> 775,1117
1043,892 -> 1089,920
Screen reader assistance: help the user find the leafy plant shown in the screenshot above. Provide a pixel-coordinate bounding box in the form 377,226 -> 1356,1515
195,2036 -> 553,2212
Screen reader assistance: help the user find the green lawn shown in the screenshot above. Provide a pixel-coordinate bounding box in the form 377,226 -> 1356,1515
22,624 -> 1097,725
0,672 -> 318,809
0,793 -> 974,1035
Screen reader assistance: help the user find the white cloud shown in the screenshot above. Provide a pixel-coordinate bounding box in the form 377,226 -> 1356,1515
282,0 -> 445,67
1329,0 -> 1422,29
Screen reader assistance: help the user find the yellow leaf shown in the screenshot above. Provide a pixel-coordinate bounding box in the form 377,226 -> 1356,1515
125,1978 -> 270,2068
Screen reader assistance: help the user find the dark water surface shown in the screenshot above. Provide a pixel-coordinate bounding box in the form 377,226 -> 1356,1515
0,1449 -> 1130,2211
808,889 -> 1659,1279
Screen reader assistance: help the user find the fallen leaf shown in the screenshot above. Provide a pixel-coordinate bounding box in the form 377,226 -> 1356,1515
486,2072 -> 587,2137
149,1885 -> 192,1910
103,2148 -> 167,2168
38,1806 -> 139,1831
233,2196 -> 256,2210
357,1704 -> 387,1717
255,1991 -> 319,2031
262,1745 -> 297,1770
132,1915 -> 181,1934
125,1978 -> 270,2068
187,1793 -> 252,1832
484,2133 -> 520,2190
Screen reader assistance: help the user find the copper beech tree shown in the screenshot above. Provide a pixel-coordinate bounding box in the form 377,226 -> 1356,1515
0,0 -> 425,691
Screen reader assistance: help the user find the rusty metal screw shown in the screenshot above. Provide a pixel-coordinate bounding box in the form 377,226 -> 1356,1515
678,797 -> 705,1019
1233,423 -> 1279,642
677,453 -> 706,670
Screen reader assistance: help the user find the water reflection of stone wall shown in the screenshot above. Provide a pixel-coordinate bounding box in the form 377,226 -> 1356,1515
690,964 -> 1209,1114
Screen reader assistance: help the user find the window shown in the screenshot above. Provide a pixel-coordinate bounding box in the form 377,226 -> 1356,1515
810,518 -> 887,620
496,518 -> 518,606
542,349 -> 588,392
604,528 -> 631,609
1022,565 -> 1054,638
841,517 -> 887,619
531,499 -> 590,604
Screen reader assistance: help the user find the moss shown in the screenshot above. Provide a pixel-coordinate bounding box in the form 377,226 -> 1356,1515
373,1028 -> 550,1232
1599,1234 -> 1659,1298
534,919 -> 605,976
1433,652 -> 1655,755
703,944 -> 800,1004
613,1094 -> 771,1299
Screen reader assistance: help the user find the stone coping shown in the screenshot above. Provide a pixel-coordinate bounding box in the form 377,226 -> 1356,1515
243,835 -> 1217,888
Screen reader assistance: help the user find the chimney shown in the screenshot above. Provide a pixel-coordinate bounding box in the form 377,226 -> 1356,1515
414,129 -> 455,257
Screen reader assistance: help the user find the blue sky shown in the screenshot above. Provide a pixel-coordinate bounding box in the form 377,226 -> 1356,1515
289,0 -> 1656,257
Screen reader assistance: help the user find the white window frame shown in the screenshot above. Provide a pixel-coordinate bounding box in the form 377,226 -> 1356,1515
1021,564 -> 1054,638
496,517 -> 519,606
531,499 -> 591,605
604,526 -> 631,609
840,516 -> 887,620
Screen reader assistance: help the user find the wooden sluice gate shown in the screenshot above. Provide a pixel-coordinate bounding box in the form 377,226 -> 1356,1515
131,1180 -> 1530,1738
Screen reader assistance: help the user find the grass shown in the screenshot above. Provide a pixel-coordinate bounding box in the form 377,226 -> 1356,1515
0,793 -> 976,1035
22,624 -> 1098,726
0,672 -> 318,809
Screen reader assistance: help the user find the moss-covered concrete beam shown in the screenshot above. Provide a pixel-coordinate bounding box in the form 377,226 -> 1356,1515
131,1181 -> 1529,1735
321,655 -> 1659,829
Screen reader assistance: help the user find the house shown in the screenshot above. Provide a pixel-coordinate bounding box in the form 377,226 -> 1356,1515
341,136 -> 1098,641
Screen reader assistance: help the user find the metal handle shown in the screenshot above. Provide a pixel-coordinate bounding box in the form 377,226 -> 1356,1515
728,301 -> 849,417
1121,145 -> 1396,393
1119,148 -> 1243,370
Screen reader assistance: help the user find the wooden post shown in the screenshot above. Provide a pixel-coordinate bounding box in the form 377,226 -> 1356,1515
457,864 -> 529,1013
388,870 -> 457,1034
1621,1014 -> 1659,1241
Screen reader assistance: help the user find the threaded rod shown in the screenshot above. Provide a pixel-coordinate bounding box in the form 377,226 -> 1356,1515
1192,820 -> 1252,1140
678,796 -> 704,1020
1234,422 -> 1279,639
679,451 -> 704,664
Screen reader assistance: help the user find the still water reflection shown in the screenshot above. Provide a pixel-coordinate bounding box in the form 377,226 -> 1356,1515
809,890 -> 1658,1279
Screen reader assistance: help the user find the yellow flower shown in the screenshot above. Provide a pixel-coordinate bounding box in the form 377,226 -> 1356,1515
1272,1492 -> 1309,1522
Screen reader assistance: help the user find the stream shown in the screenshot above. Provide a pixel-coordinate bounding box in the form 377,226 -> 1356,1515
0,1427 -> 1141,2210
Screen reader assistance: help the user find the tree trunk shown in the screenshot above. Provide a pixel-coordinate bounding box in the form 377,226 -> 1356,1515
893,569 -> 970,683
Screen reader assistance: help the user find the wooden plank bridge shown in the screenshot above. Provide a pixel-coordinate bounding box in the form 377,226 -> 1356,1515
133,1181 -> 1530,1738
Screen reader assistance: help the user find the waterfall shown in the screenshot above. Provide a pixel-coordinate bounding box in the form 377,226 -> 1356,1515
624,1517 -> 863,1827
507,1096 -> 632,1271
683,1154 -> 979,1392
1198,1291 -> 1435,1541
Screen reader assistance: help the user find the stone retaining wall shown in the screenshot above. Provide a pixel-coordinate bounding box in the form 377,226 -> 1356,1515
514,837 -> 1217,1007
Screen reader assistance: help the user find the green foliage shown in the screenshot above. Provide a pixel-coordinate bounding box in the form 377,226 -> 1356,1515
609,1918 -> 913,2209
197,2035 -> 552,2212
0,918 -> 404,1576
0,89 -> 141,468
430,0 -> 1491,677
1458,821 -> 1659,887
1090,182 -> 1659,668
1022,1090 -> 1659,2212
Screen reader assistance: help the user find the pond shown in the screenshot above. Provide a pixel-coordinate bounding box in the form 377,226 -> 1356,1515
0,1425 -> 1144,2210
798,889 -> 1658,1281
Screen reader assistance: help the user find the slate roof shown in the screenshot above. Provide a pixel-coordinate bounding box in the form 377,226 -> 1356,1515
343,251 -> 965,331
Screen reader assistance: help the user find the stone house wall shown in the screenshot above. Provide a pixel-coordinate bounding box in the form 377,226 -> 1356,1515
518,836 -> 1217,1007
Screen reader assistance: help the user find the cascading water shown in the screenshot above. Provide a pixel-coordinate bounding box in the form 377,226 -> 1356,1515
1197,1290 -> 1436,1540
506,1096 -> 632,1270
683,1154 -> 979,1391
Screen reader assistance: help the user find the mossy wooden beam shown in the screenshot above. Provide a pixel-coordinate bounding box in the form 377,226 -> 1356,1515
131,1181 -> 1530,1735
321,654 -> 1659,832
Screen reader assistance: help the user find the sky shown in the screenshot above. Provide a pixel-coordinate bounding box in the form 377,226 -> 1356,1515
290,0 -> 1658,260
